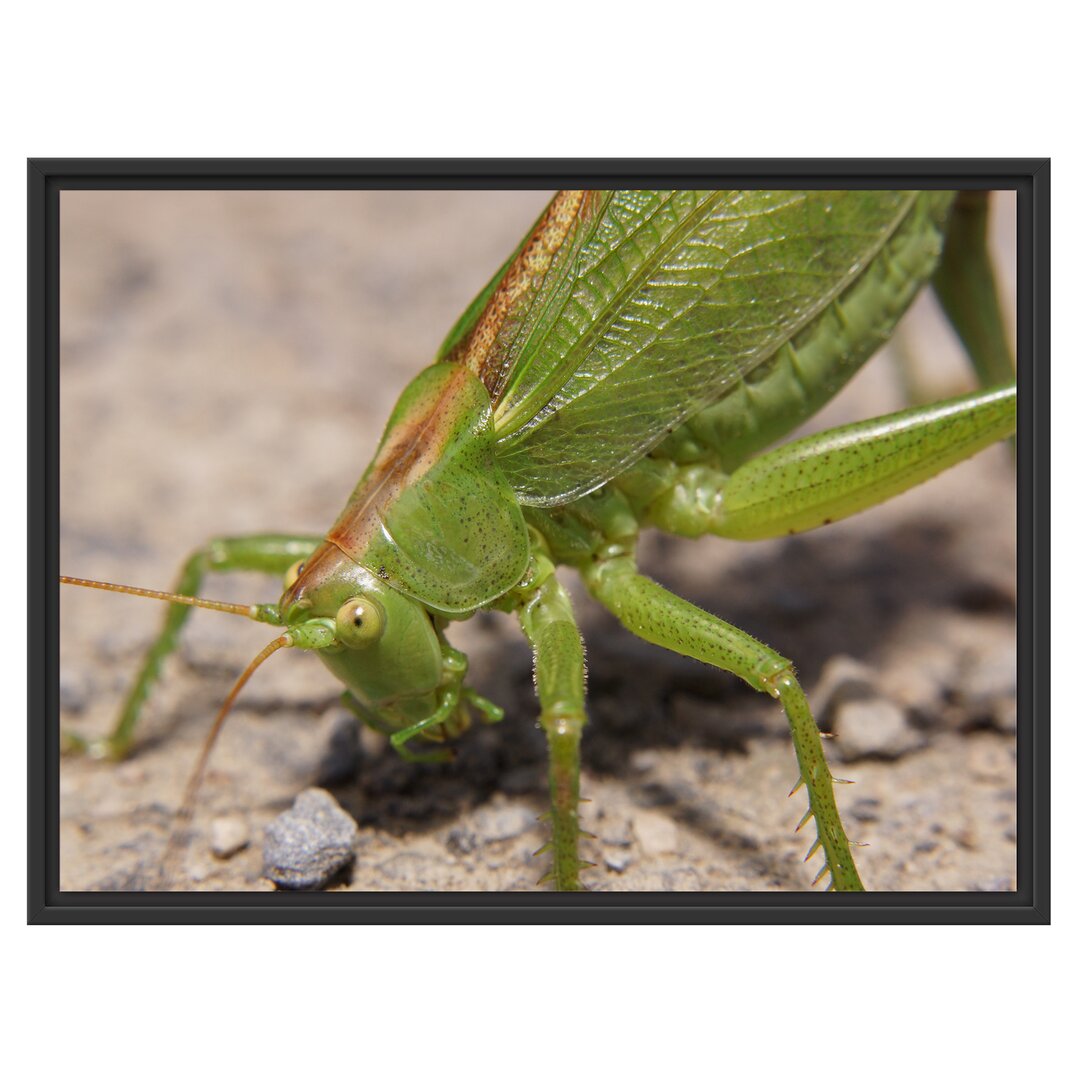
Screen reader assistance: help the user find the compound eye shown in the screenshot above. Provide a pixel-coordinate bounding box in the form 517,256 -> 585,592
335,596 -> 385,649
283,559 -> 306,589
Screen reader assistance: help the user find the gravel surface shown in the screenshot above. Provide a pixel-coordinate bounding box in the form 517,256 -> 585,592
58,189 -> 1017,893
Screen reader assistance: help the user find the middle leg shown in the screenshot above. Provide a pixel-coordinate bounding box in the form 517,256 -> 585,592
511,557 -> 590,891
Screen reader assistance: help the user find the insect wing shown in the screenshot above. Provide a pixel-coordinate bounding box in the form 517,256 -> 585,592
487,189 -> 919,506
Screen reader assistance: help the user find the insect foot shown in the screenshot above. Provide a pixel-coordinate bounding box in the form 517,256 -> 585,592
763,670 -> 864,892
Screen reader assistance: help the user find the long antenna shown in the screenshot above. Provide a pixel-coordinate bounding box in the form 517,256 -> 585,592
61,575 -> 260,619
159,633 -> 292,887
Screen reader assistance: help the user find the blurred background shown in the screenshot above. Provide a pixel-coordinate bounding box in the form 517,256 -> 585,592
59,190 -> 1017,892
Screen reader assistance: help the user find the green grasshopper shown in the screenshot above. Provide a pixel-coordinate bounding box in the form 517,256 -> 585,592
61,189 -> 1016,892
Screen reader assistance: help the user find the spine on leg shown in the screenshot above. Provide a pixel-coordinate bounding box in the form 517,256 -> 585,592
584,554 -> 864,891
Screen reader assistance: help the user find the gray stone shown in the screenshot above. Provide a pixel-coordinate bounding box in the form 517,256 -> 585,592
632,811 -> 680,855
811,655 -> 879,727
209,815 -> 250,859
957,639 -> 1017,724
446,827 -> 479,855
263,788 -> 360,889
833,698 -> 928,761
59,669 -> 91,713
472,802 -> 535,843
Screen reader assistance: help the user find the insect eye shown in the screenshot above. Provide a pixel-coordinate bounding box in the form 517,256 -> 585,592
335,596 -> 385,649
284,560 -> 306,588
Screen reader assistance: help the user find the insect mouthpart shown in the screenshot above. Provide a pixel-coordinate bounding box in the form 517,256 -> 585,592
282,595 -> 313,623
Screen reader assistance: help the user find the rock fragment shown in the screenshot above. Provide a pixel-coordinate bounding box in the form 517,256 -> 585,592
59,669 -> 91,713
813,655 -> 927,761
263,788 -> 359,889
209,814 -> 250,859
956,638 -> 1017,731
471,802 -> 534,844
833,698 -> 928,761
604,849 -> 633,873
631,811 -> 679,856
811,655 -> 878,723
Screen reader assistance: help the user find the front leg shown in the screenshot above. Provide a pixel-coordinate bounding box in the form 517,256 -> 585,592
511,557 -> 589,891
65,533 -> 322,760
387,643 -> 505,764
342,641 -> 505,765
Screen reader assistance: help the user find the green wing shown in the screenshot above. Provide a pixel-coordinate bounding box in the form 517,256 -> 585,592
485,189 -> 921,507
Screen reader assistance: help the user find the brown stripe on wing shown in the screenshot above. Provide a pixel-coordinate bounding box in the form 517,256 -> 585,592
327,364 -> 475,559
445,189 -> 587,397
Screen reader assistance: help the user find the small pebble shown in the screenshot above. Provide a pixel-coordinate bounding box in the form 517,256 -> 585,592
833,698 -> 927,762
471,803 -> 535,843
59,669 -> 91,713
632,811 -> 679,856
209,815 -> 250,859
446,827 -> 479,855
811,655 -> 878,727
881,651 -> 955,721
263,788 -> 360,890
631,750 -> 661,773
957,639 -> 1017,720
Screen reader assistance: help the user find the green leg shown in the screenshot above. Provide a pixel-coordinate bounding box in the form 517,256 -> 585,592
388,689 -> 460,764
388,642 -> 505,761
514,559 -> 589,891
649,383 -> 1015,543
341,689 -> 456,763
65,533 -> 321,760
716,383 -> 1015,541
582,553 -> 863,891
934,191 -> 1016,391
464,688 -> 505,725
342,641 -> 504,764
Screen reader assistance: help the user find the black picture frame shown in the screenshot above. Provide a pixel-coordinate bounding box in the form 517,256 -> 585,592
29,159 -> 1049,924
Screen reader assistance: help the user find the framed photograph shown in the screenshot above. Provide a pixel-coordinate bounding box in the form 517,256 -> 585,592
31,161 -> 1048,922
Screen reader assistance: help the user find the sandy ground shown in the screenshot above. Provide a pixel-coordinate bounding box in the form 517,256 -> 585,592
58,189 -> 1017,893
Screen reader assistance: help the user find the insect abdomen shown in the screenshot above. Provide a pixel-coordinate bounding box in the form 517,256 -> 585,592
652,190 -> 956,475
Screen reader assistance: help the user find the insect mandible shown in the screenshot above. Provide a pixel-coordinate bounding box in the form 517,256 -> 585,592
59,189 -> 1017,892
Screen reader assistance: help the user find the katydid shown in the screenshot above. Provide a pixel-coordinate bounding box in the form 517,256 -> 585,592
60,189 -> 1016,892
